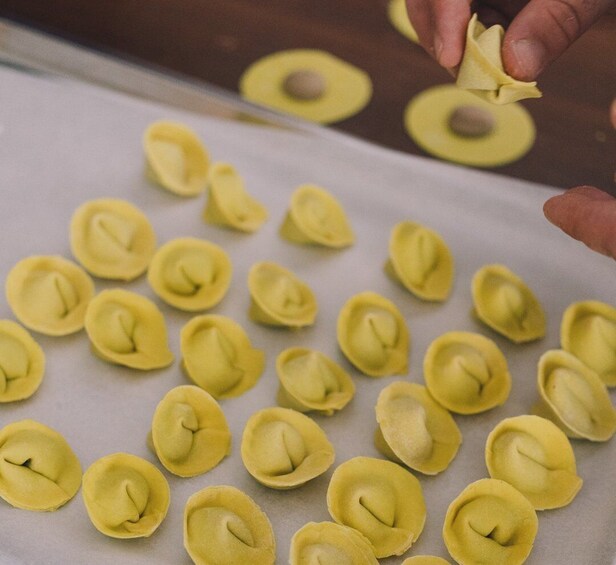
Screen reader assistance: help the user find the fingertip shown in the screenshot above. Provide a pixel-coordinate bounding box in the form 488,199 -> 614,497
503,37 -> 547,81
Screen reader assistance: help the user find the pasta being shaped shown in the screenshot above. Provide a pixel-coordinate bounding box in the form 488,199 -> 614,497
0,320 -> 45,402
279,184 -> 354,248
375,382 -> 461,474
143,120 -> 210,196
423,331 -> 511,414
183,485 -> 276,565
84,288 -> 174,370
203,162 -> 268,232
535,349 -> 616,441
241,407 -> 335,489
0,419 -> 81,511
326,456 -> 426,558
151,385 -> 231,477
181,315 -> 265,399
147,237 -> 232,311
248,262 -> 317,328
443,478 -> 538,565
276,347 -> 355,415
290,521 -> 378,565
472,264 -> 546,343
70,198 -> 157,281
560,300 -> 616,387
5,255 -> 94,336
337,291 -> 409,377
82,452 -> 170,538
485,415 -> 582,510
385,220 -> 454,302
456,14 -> 542,104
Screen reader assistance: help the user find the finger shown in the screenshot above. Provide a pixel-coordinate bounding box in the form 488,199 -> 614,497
407,0 -> 437,57
502,0 -> 615,80
543,186 -> 616,259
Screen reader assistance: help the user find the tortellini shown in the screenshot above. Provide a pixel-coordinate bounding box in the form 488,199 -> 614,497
279,184 -> 354,248
560,300 -> 616,386
326,456 -> 426,558
485,415 -> 583,510
183,485 -> 276,565
82,452 -> 170,538
143,120 -> 210,196
423,331 -> 511,414
443,478 -> 538,565
181,315 -> 265,398
535,349 -> 616,441
248,262 -> 317,328
84,288 -> 174,370
203,162 -> 268,232
290,521 -> 378,565
147,237 -> 232,311
375,382 -> 462,474
385,220 -> 454,301
402,558 -> 451,565
0,320 -> 45,402
337,291 -> 409,377
241,407 -> 335,489
70,198 -> 157,281
276,347 -> 355,415
5,255 -> 95,336
456,14 -> 542,104
472,264 -> 546,343
0,419 -> 81,511
151,385 -> 231,477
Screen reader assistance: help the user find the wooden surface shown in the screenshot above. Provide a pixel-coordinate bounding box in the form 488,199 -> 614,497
2,0 -> 615,194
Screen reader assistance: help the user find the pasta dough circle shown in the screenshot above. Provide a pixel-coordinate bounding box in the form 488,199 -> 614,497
183,485 -> 276,565
0,419 -> 81,511
387,0 -> 419,43
0,320 -> 45,402
82,452 -> 170,538
5,255 -> 95,336
326,456 -> 426,558
239,49 -> 372,124
147,237 -> 232,311
404,84 -> 536,167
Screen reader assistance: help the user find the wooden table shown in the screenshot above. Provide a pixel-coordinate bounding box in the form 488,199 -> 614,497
2,0 -> 615,194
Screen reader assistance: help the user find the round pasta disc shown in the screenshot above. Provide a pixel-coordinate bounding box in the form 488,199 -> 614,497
239,49 -> 372,124
404,84 -> 536,167
388,0 -> 419,43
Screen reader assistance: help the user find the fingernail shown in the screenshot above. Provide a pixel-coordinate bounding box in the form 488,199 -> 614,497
434,34 -> 444,63
510,39 -> 547,81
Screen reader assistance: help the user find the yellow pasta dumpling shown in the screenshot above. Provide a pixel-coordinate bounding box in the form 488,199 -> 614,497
241,407 -> 335,489
84,288 -> 174,370
82,452 -> 170,538
151,385 -> 231,477
456,14 -> 542,104
337,291 -> 409,377
326,456 -> 426,558
143,120 -> 210,196
147,237 -> 232,311
472,264 -> 546,343
181,314 -> 265,399
0,419 -> 81,511
423,331 -> 511,414
0,320 -> 45,402
375,381 -> 461,475
248,262 -> 317,328
203,162 -> 268,232
560,300 -> 616,387
5,255 -> 94,336
184,485 -> 276,565
70,198 -> 157,281
279,184 -> 354,248
485,415 -> 582,510
290,521 -> 378,565
276,347 -> 355,415
401,557 -> 451,565
385,220 -> 454,302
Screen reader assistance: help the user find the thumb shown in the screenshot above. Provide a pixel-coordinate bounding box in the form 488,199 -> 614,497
502,0 -> 614,80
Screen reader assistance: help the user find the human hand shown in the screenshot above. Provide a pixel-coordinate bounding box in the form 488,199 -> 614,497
406,0 -> 616,80
543,186 -> 616,259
